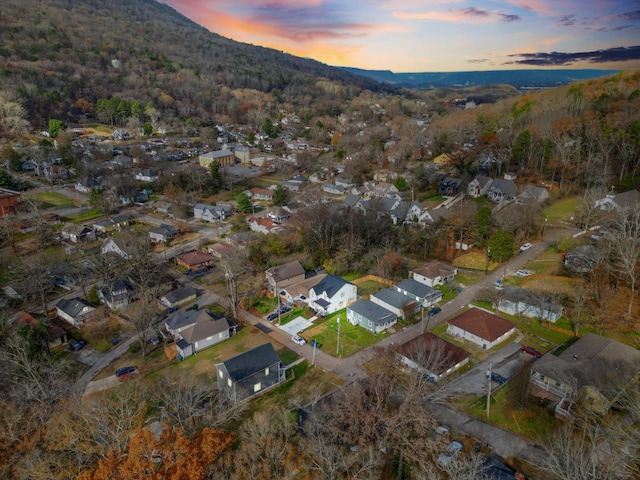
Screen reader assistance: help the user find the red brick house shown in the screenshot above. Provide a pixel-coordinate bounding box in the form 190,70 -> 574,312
0,188 -> 22,217
176,250 -> 215,270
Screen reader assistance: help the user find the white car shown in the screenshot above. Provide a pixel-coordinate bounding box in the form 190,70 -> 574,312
292,335 -> 306,346
519,243 -> 532,253
515,269 -> 534,277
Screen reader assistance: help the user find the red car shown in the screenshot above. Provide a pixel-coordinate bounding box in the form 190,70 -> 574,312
521,346 -> 542,358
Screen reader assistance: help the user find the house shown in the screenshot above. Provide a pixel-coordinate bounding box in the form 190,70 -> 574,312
398,332 -> 471,382
308,274 -> 357,316
149,224 -> 179,244
101,236 -> 135,259
207,242 -> 236,259
402,201 -> 434,226
410,261 -> 457,287
75,177 -> 102,193
563,245 -> 603,274
216,343 -> 286,401
110,155 -> 134,169
467,175 -> 493,198
595,189 -> 640,212
176,250 -> 215,271
55,297 -> 96,327
517,185 -> 549,204
438,176 -> 464,196
154,200 -> 174,217
43,165 -> 68,181
166,309 -> 236,359
113,129 -> 130,140
226,231 -> 258,249
347,299 -> 398,334
529,333 -> 640,417
370,288 -> 417,319
322,183 -> 346,195
281,180 -> 302,192
393,279 -> 443,308
13,311 -> 70,348
266,261 -> 306,290
194,203 -> 232,222
247,188 -> 275,202
248,216 -> 283,234
496,286 -> 563,323
487,179 -> 517,202
134,169 -> 160,183
92,215 -> 129,234
446,308 -> 516,349
0,188 -> 22,217
267,207 -> 291,222
159,286 -> 197,309
198,150 -> 235,168
60,223 -> 96,243
99,279 -> 135,310
432,153 -> 453,165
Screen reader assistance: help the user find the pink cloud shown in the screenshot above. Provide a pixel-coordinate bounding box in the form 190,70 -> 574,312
394,7 -> 521,23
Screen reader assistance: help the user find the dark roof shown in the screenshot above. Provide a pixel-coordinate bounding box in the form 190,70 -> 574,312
311,274 -> 352,299
267,260 -> 305,282
163,286 -> 196,304
411,261 -> 455,279
180,313 -> 233,343
150,223 -> 179,236
499,286 -> 563,316
399,333 -> 471,375
348,299 -> 397,325
448,308 -> 515,342
533,333 -> 640,400
394,279 -> 439,298
220,343 -> 280,382
372,288 -> 414,309
55,297 -> 95,317
166,309 -> 206,331
314,298 -> 331,308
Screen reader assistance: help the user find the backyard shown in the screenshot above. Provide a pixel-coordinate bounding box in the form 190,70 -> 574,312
303,310 -> 382,357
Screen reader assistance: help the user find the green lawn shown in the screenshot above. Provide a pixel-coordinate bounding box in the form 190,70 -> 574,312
542,196 -> 580,222
29,191 -> 78,209
357,279 -> 386,296
304,311 -> 381,357
467,384 -> 562,440
64,209 -> 102,223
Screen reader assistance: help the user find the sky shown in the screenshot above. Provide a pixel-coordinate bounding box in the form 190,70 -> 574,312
163,0 -> 640,72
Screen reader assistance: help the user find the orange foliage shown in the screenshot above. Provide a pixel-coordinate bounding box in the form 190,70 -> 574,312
78,425 -> 233,480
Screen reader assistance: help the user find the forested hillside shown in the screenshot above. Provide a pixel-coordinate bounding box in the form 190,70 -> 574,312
0,0 -> 392,130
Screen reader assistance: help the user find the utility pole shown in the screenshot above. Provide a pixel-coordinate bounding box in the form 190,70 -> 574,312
542,216 -> 548,241
486,362 -> 492,418
336,315 -> 341,356
421,305 -> 425,334
312,341 -> 316,365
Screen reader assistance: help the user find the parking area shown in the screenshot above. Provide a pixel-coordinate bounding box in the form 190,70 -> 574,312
73,346 -> 104,367
278,316 -> 314,335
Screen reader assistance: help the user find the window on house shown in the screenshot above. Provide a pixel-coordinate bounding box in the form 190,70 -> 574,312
227,379 -> 232,387
253,382 -> 261,393
265,367 -> 270,375
218,370 -> 224,379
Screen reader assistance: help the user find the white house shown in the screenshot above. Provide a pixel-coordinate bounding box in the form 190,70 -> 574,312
308,274 -> 357,316
496,286 -> 563,323
398,332 -> 471,382
393,279 -> 443,308
467,175 -> 493,198
446,308 -> 516,349
410,261 -> 457,287
165,309 -> 236,359
194,203 -> 233,222
55,297 -> 96,327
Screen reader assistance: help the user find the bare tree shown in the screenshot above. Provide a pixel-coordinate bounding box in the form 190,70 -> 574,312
127,298 -> 160,357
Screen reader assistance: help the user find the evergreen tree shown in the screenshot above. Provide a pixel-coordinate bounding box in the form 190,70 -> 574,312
273,185 -> 288,206
210,161 -> 222,194
236,192 -> 253,213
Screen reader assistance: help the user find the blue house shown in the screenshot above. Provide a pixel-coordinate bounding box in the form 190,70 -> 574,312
347,299 -> 397,334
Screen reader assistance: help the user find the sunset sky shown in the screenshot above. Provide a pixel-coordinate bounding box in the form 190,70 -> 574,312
164,0 -> 640,72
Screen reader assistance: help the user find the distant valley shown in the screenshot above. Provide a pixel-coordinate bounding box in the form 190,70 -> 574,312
341,67 -> 621,90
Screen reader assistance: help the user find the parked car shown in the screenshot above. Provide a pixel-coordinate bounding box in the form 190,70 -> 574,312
491,372 -> 507,385
115,366 -> 136,377
435,425 -> 450,436
69,340 -> 86,351
266,312 -> 279,322
429,306 -> 442,316
519,243 -> 532,254
521,345 -> 542,358
515,269 -> 534,277
437,441 -> 463,468
150,336 -> 161,346
292,335 -> 306,346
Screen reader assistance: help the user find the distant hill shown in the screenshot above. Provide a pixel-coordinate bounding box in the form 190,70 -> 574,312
341,68 -> 621,90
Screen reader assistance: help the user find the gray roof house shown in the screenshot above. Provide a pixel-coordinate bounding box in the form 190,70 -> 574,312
487,178 -> 517,202
99,279 -> 135,311
467,175 -> 493,198
55,297 -> 96,327
410,261 -> 457,287
370,288 -> 417,319
159,286 -> 197,309
92,215 -> 129,234
216,343 -> 285,402
517,185 -> 550,204
266,260 -> 306,290
393,278 -> 443,308
563,245 -> 603,274
530,333 -> 640,417
347,299 -> 398,334
595,189 -> 640,212
496,286 -> 563,323
308,274 -> 358,316
149,224 -> 179,244
171,310 -> 236,359
194,203 -> 233,222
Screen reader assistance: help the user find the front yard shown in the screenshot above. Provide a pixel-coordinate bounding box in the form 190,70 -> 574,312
303,311 -> 382,357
